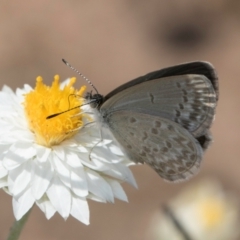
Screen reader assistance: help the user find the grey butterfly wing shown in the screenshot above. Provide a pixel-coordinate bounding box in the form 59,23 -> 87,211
104,61 -> 218,102
101,74 -> 217,140
104,111 -> 203,182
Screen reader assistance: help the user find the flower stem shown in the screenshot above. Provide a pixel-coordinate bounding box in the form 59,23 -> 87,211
7,208 -> 32,240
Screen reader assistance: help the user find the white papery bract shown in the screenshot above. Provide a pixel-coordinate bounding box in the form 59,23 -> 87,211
0,76 -> 137,224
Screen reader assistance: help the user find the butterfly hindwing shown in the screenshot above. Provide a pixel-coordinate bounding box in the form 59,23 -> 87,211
104,111 -> 203,182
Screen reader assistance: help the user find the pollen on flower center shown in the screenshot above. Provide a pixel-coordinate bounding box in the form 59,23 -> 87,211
24,75 -> 87,147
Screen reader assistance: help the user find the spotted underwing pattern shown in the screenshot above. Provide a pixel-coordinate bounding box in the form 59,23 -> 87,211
105,111 -> 202,181
87,62 -> 218,182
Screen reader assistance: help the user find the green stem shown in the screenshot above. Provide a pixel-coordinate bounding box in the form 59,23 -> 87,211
7,208 -> 32,240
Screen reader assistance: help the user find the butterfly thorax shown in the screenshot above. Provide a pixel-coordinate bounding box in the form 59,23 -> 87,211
85,92 -> 104,109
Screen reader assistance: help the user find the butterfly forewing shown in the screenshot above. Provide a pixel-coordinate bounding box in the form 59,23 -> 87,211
104,61 -> 218,101
101,74 -> 217,138
104,111 -> 203,182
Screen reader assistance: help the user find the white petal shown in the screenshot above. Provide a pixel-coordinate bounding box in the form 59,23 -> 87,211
107,179 -> 128,202
91,145 -> 122,164
73,145 -> 88,153
16,85 -> 32,98
52,154 -> 71,188
77,152 -> 110,171
2,85 -> 14,94
12,187 -> 35,220
104,163 -> 137,188
31,161 -> 53,200
3,186 -> 10,194
46,176 -> 71,219
16,88 -> 26,98
87,193 -> 106,203
109,144 -> 124,156
86,170 -> 114,203
0,177 -> 8,188
0,143 -> 11,156
86,155 -> 110,171
36,196 -> 56,219
9,142 -> 36,159
35,144 -> 51,163
3,151 -> 28,170
93,139 -> 112,146
71,196 -> 89,225
66,151 -> 83,168
0,161 -> 8,178
23,84 -> 33,92
8,130 -> 34,142
8,163 -> 26,193
61,139 -> 78,148
60,78 -> 71,88
71,168 -> 88,197
10,161 -> 32,196
52,145 -> 65,160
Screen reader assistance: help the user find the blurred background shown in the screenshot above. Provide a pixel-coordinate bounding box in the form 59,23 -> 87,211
0,1 -> 240,239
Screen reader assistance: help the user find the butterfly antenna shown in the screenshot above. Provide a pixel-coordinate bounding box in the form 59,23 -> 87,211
62,59 -> 99,94
46,100 -> 96,119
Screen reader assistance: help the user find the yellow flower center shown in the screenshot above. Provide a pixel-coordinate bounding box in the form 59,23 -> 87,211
24,75 -> 87,147
198,197 -> 225,229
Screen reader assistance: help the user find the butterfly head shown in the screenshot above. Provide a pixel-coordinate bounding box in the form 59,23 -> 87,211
85,91 -> 104,109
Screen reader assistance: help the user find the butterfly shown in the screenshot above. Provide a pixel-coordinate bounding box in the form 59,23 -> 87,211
85,61 -> 218,182
50,60 -> 218,182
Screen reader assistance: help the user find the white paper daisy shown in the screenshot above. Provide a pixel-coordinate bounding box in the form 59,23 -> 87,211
0,75 -> 137,225
150,179 -> 239,240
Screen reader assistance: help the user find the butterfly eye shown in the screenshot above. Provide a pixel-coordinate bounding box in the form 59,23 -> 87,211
89,94 -> 104,108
